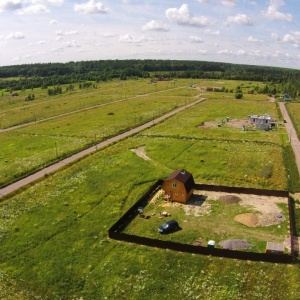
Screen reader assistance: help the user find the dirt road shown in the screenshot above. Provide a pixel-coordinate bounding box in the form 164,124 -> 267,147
0,98 -> 205,198
279,102 -> 300,176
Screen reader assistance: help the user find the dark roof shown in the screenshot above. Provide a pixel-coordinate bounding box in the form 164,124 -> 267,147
165,169 -> 195,193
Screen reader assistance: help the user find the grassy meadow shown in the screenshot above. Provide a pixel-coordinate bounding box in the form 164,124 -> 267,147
0,81 -> 199,188
286,102 -> 300,138
0,79 -> 194,128
0,79 -> 300,299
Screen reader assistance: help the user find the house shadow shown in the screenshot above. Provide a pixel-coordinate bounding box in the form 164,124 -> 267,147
186,194 -> 208,207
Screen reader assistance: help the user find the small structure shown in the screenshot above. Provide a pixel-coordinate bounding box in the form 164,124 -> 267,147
207,240 -> 216,248
266,242 -> 284,254
280,93 -> 292,101
162,169 -> 195,204
248,114 -> 277,130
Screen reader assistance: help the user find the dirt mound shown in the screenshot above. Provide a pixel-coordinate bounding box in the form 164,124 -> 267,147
234,213 -> 259,227
258,213 -> 285,226
220,239 -> 252,250
219,195 -> 241,204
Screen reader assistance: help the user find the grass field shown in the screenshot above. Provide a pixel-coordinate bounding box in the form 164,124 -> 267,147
0,79 -> 197,128
286,102 -> 300,138
0,82 -> 199,188
0,79 -> 300,299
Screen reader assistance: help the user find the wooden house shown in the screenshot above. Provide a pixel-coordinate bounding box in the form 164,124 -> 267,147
162,169 -> 195,204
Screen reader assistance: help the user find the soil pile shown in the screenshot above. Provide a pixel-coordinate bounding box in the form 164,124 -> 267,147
219,195 -> 241,204
220,239 -> 251,250
234,213 -> 259,227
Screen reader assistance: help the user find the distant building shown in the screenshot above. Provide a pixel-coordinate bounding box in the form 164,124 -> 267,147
248,114 -> 277,130
162,169 -> 195,204
280,93 -> 292,101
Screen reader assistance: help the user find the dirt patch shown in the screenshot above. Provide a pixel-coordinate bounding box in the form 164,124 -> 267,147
130,146 -> 151,160
234,213 -> 259,227
219,239 -> 252,250
193,190 -> 287,227
198,118 -> 248,129
219,195 -> 241,204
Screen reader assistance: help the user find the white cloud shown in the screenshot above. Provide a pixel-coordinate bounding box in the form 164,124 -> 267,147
221,0 -> 236,7
50,19 -> 58,25
198,50 -> 207,54
17,4 -> 49,14
0,0 -> 22,12
271,32 -> 281,41
103,33 -> 116,38
218,49 -> 232,54
74,0 -> 108,14
5,32 -> 25,40
119,34 -> 156,44
237,49 -> 246,55
204,29 -> 220,35
248,36 -> 264,43
142,20 -> 169,32
189,35 -> 203,43
64,40 -> 80,48
195,0 -> 236,6
56,30 -> 79,36
226,14 -> 253,26
283,32 -> 300,46
263,0 -> 293,22
166,4 -> 213,27
65,31 -> 79,35
37,40 -> 47,44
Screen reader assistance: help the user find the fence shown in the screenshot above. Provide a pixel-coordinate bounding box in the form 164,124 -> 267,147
108,181 -> 294,264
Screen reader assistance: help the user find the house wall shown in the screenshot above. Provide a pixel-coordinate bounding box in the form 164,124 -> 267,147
162,179 -> 189,203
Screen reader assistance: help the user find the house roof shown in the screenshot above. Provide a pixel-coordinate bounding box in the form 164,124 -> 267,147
165,169 -> 195,193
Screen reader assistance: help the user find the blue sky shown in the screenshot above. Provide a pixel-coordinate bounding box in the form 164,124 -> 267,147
0,0 -> 300,68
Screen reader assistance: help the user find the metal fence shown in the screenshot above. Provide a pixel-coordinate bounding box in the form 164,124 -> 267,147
108,181 -> 294,264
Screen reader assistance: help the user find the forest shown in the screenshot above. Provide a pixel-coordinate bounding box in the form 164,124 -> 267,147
0,59 -> 300,98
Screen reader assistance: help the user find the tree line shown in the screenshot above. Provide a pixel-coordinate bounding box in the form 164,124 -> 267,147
0,59 -> 299,98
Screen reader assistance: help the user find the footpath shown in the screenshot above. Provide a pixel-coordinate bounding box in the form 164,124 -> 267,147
0,98 -> 205,197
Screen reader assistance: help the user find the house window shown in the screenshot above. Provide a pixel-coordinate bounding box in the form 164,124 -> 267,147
172,182 -> 177,188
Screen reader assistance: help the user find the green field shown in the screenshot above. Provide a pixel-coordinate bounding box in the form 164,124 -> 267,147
0,79 -> 300,299
0,80 -> 199,188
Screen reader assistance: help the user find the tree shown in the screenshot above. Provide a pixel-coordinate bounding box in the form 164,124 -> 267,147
235,93 -> 243,99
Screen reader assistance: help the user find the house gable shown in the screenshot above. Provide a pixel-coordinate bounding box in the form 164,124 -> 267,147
162,169 -> 195,204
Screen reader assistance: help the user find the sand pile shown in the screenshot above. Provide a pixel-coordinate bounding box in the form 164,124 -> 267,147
234,213 -> 259,227
219,195 -> 241,204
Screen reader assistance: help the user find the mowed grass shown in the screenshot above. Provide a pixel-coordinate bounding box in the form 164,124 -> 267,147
0,86 -> 199,188
0,139 -> 299,299
0,79 -> 196,128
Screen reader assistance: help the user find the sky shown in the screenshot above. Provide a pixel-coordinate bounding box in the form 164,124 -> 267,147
0,0 -> 300,69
